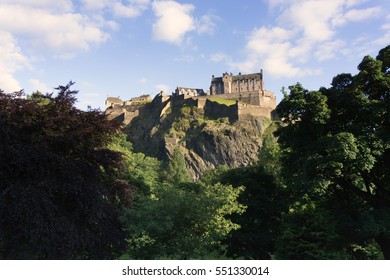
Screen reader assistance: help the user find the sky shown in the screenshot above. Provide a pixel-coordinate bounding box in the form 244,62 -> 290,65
0,0 -> 389,110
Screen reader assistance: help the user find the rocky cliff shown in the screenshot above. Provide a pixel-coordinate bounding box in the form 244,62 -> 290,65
124,98 -> 270,179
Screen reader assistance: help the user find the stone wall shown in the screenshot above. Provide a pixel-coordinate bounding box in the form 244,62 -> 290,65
124,110 -> 139,124
204,99 -> 238,123
171,94 -> 198,107
238,103 -> 272,120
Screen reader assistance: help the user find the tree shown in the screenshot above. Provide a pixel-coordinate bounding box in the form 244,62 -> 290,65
161,147 -> 192,184
275,201 -> 349,259
0,83 -> 126,259
120,181 -> 245,259
275,45 -> 390,259
201,164 -> 287,259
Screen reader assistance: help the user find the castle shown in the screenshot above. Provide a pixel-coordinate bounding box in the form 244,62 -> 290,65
105,70 -> 277,125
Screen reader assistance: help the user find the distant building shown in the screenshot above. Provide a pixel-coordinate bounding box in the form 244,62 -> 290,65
130,94 -> 151,103
210,70 -> 265,95
105,96 -> 123,109
173,87 -> 205,97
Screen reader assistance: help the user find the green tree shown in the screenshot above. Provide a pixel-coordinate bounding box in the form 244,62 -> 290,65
275,45 -> 390,259
275,200 -> 350,259
202,165 -> 287,259
120,181 -> 245,259
26,91 -> 51,106
108,132 -> 161,195
162,147 -> 192,184
259,121 -> 282,179
0,83 -> 126,259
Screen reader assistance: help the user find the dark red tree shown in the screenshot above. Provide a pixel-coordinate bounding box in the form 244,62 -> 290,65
0,82 -> 126,259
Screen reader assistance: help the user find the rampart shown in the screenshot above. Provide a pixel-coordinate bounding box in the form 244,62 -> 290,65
204,99 -> 239,123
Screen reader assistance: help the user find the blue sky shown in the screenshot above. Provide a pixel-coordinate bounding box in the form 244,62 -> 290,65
1,0 -> 389,110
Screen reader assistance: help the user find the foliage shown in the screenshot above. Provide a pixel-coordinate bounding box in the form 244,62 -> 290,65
120,181 -> 245,259
0,82 -> 126,259
166,105 -> 204,138
275,45 -> 390,259
275,200 -> 350,260
161,147 -> 192,184
259,121 -> 282,179
114,133 -> 245,259
108,133 -> 161,194
26,91 -> 51,106
202,165 -> 288,259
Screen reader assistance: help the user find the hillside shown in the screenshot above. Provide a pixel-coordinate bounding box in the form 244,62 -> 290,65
124,97 -> 271,179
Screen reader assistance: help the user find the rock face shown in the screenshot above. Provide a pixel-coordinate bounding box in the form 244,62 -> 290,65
125,98 -> 269,179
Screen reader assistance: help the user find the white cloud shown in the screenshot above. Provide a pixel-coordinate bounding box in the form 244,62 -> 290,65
353,14 -> 390,55
229,0 -> 386,79
0,1 -> 117,93
197,14 -> 219,35
276,0 -> 342,42
151,0 -> 218,45
81,0 -> 151,18
29,79 -> 52,94
81,0 -> 112,10
314,40 -> 346,61
332,6 -> 382,26
152,0 -> 195,44
0,31 -> 30,92
210,52 -> 231,63
1,0 -> 73,12
139,78 -> 148,84
154,83 -> 170,93
113,0 -> 151,18
0,4 -> 110,57
174,54 -> 194,62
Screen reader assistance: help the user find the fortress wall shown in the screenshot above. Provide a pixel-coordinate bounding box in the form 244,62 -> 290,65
124,103 -> 145,112
106,111 -> 125,123
105,108 -> 124,120
124,110 -> 139,125
171,95 -> 199,107
240,94 -> 260,106
153,94 -> 170,106
160,101 -> 171,117
238,103 -> 272,120
196,99 -> 207,109
259,90 -> 277,108
204,99 -> 238,123
210,90 -> 276,109
211,91 -> 261,106
170,94 -> 185,106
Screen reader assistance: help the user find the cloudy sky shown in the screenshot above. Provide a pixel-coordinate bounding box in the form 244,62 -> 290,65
1,0 -> 389,109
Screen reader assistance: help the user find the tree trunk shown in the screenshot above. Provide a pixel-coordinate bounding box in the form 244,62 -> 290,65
375,234 -> 390,260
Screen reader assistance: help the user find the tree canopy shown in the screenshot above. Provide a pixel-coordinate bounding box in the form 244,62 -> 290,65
0,83 -> 126,259
275,45 -> 390,259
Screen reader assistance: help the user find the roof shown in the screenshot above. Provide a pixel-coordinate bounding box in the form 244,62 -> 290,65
232,73 -> 262,81
106,97 -> 123,103
211,72 -> 262,83
176,86 -> 204,91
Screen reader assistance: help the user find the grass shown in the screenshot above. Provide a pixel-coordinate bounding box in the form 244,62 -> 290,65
208,97 -> 236,106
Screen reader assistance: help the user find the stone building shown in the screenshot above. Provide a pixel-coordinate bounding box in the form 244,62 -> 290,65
105,96 -> 123,109
173,87 -> 205,97
210,70 -> 265,95
129,94 -> 151,103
